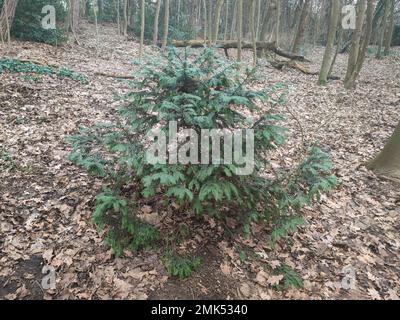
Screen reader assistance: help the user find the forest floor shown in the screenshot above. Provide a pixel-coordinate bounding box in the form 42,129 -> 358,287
0,22 -> 399,300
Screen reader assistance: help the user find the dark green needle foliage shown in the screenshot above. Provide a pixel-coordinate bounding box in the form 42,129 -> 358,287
67,48 -> 336,257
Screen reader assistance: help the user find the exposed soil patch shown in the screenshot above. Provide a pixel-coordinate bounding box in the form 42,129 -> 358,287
149,244 -> 238,300
0,255 -> 44,300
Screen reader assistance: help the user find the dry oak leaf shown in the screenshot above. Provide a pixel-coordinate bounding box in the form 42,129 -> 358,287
368,288 -> 382,300
267,275 -> 284,286
42,248 -> 53,263
220,261 -> 232,276
113,278 -> 133,299
239,283 -> 251,298
255,270 -> 269,286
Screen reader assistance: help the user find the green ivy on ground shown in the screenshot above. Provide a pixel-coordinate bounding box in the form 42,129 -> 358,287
0,58 -> 88,83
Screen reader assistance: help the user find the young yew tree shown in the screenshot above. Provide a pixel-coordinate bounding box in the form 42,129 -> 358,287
68,48 -> 336,254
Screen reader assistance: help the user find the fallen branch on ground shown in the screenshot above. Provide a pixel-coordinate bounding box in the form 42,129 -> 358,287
170,40 -> 311,62
270,60 -> 340,80
94,72 -> 135,79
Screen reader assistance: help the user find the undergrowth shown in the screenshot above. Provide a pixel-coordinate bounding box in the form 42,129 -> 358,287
67,48 -> 337,278
0,59 -> 88,83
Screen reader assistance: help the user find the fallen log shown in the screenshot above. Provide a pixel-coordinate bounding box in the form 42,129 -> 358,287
170,40 -> 310,62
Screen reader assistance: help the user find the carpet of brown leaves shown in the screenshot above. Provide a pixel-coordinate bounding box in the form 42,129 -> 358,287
0,22 -> 399,300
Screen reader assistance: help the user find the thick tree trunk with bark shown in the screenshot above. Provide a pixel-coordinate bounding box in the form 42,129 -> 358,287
368,122 -> 400,180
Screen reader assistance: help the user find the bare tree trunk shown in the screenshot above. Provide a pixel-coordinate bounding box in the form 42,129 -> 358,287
139,0 -> 145,59
270,0 -> 281,47
318,0 -> 340,85
250,0 -> 257,65
0,0 -> 18,44
344,0 -> 373,89
256,0 -> 261,40
376,0 -> 390,59
384,0 -> 395,56
68,0 -> 81,44
354,0 -> 374,76
368,121 -> 400,180
117,0 -> 121,36
291,0 -> 311,54
207,0 -> 212,42
203,0 -> 208,42
328,26 -> 343,78
129,0 -> 135,29
123,0 -> 128,37
162,0 -> 170,49
212,0 -> 224,44
223,0 -> 229,41
153,0 -> 162,45
93,0 -> 100,48
230,0 -> 237,41
72,0 -> 80,30
177,0 -> 181,25
237,0 -> 243,61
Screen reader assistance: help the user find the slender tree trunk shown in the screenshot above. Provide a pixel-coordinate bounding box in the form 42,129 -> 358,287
328,27 -> 343,78
162,0 -> 170,49
207,0 -> 212,42
273,0 -> 281,47
230,0 -> 237,41
237,0 -> 243,61
93,0 -> 100,48
256,0 -> 261,40
268,0 -> 281,46
318,0 -> 340,85
84,0 -> 90,17
98,0 -> 103,22
177,0 -> 181,25
116,0 -> 121,36
123,0 -> 128,37
368,121 -> 400,180
384,0 -> 395,56
223,0 -> 229,41
153,0 -> 162,45
376,0 -> 390,59
68,0 -> 81,44
139,0 -> 145,59
344,0 -> 373,89
259,1 -> 270,42
129,0 -> 135,28
355,0 -> 374,76
291,0 -> 311,54
250,0 -> 257,65
202,0 -> 207,42
213,0 -> 224,44
0,0 -> 18,44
